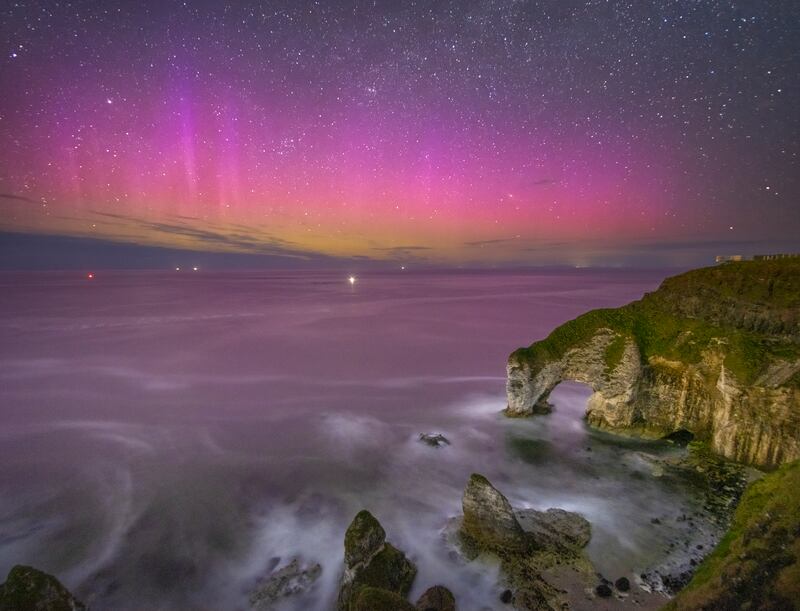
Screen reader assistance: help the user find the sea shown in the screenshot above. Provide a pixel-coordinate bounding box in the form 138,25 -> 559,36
0,269 -> 722,609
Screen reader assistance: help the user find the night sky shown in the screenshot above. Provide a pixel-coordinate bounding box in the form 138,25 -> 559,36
1,1 -> 798,268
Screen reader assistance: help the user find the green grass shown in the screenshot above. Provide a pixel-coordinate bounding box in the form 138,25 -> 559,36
665,460 -> 800,610
511,260 -> 800,387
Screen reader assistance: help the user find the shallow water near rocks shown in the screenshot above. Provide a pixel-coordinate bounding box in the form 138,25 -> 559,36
0,269 -> 725,609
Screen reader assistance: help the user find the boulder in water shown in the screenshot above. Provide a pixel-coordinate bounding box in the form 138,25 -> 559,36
0,565 -> 86,611
415,585 -> 455,611
337,510 -> 417,610
461,473 -> 528,552
249,558 -> 322,610
418,433 -> 450,448
353,586 -> 415,611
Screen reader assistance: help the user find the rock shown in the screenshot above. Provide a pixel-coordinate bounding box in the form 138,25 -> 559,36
249,558 -> 321,610
345,510 -> 386,568
415,585 -> 455,611
0,565 -> 86,611
461,473 -> 528,552
338,511 -> 417,611
454,475 -> 594,610
515,508 -> 591,551
418,433 -> 450,447
505,260 -> 800,468
614,576 -> 630,592
353,587 -> 415,611
667,460 -> 800,610
595,583 -> 613,597
512,587 -> 561,610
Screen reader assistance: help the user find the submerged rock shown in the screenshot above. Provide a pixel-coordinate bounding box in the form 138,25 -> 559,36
418,433 -> 450,448
249,558 -> 322,610
337,510 -> 417,611
0,565 -> 86,611
415,585 -> 455,611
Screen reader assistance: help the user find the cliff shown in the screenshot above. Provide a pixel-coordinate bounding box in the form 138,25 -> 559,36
506,260 -> 800,467
665,459 -> 800,610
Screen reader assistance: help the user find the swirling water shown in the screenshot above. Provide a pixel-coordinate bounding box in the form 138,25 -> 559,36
0,269 -> 717,609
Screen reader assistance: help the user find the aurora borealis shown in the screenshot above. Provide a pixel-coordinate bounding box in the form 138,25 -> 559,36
1,1 -> 799,267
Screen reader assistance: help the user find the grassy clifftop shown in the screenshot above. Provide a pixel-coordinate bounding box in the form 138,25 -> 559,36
665,459 -> 800,610
510,260 -> 800,387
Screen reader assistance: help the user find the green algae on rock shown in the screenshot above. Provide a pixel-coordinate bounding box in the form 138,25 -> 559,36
337,510 -> 417,611
353,586 -> 416,611
0,565 -> 86,611
506,260 -> 800,467
415,585 -> 456,611
453,473 -> 595,610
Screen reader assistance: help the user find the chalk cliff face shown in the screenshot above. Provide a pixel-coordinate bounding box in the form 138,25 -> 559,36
506,260 -> 800,467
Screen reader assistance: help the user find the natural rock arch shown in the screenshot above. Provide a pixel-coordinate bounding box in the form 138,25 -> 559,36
505,327 -> 800,467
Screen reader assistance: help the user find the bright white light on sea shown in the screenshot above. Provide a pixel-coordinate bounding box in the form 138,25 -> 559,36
348,276 -> 356,285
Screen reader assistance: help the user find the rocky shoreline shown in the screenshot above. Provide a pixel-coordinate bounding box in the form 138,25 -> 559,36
2,261 -> 797,610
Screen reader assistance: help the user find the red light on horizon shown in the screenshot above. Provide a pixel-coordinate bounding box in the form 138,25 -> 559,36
87,273 -> 94,279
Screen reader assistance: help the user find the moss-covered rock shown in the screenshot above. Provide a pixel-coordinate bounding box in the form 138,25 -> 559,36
452,474 -> 593,610
353,587 -> 415,611
665,459 -> 800,610
0,565 -> 86,611
338,511 -> 417,611
415,585 -> 455,611
461,473 -> 528,553
506,260 -> 800,467
350,544 -> 416,599
345,510 -> 386,568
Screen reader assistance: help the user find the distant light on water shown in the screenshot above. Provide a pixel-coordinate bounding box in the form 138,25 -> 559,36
348,276 -> 356,285
87,272 -> 94,280
193,266 -> 199,271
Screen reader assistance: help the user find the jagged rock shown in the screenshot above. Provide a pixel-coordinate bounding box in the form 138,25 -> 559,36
506,261 -> 800,467
461,474 -> 591,556
249,558 -> 321,610
337,510 -> 417,611
345,510 -> 386,568
0,565 -> 86,611
354,587 -> 415,611
418,433 -> 450,448
415,585 -> 455,611
461,474 -> 528,552
454,475 -> 594,611
516,508 -> 591,552
512,586 -> 561,611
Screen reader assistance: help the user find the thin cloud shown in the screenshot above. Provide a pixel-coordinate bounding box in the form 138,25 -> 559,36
0,193 -> 38,204
463,236 -> 520,247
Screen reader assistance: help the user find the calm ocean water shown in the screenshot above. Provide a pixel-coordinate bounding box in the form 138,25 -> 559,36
0,269 -> 715,609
